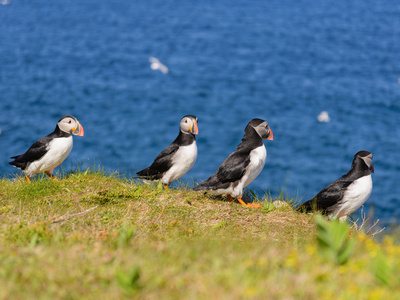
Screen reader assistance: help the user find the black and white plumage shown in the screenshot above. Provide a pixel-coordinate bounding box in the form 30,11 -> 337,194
298,151 -> 374,220
9,115 -> 84,182
136,115 -> 199,189
193,118 -> 273,208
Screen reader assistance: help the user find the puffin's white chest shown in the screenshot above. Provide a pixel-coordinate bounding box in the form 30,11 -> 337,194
229,145 -> 267,197
162,142 -> 197,184
26,136 -> 73,176
244,145 -> 267,187
333,175 -> 373,218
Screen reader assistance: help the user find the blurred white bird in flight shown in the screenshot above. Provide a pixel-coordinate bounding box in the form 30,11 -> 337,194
317,111 -> 330,122
149,57 -> 169,74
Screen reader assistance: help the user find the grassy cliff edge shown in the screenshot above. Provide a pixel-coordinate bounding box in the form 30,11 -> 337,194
0,172 -> 399,299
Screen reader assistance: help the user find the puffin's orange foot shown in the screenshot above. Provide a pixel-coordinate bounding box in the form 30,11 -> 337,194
245,203 -> 262,208
25,175 -> 31,183
163,184 -> 169,190
237,197 -> 261,208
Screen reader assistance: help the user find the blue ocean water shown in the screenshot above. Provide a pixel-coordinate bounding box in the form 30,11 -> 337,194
1,0 -> 399,224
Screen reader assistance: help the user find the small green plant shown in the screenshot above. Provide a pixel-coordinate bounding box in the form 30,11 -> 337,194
213,219 -> 228,229
315,216 -> 355,265
372,251 -> 393,286
262,201 -> 276,213
117,224 -> 136,247
133,186 -> 142,196
116,266 -> 141,296
29,233 -> 40,248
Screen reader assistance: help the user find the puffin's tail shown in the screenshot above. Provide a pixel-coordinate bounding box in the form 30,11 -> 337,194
193,176 -> 225,191
9,155 -> 27,170
296,198 -> 317,213
135,168 -> 161,181
193,183 -> 207,191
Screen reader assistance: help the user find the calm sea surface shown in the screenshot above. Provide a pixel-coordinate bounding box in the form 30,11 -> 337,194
1,0 -> 399,224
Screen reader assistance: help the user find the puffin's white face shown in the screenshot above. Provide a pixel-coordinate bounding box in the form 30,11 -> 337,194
180,116 -> 199,135
253,121 -> 273,140
58,116 -> 84,136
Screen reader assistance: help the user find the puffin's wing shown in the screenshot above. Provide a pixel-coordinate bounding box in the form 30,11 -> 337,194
136,143 -> 179,179
9,137 -> 50,169
194,150 -> 250,191
299,179 -> 352,213
215,151 -> 250,183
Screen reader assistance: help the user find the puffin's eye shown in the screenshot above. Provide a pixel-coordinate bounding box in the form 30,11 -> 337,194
68,120 -> 71,124
185,120 -> 188,123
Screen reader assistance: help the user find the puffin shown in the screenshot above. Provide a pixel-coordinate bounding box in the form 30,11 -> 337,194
136,115 -> 199,189
297,151 -> 374,220
9,115 -> 84,182
193,118 -> 273,208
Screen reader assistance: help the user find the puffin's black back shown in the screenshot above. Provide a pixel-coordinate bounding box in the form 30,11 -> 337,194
194,119 -> 264,190
298,151 -> 373,214
9,125 -> 71,170
136,130 -> 196,179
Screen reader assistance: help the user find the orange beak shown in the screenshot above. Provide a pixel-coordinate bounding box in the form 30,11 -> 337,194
72,121 -> 85,136
266,128 -> 273,140
191,120 -> 199,135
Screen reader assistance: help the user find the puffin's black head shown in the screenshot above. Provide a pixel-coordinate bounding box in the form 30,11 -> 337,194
246,118 -> 273,140
57,115 -> 84,136
354,150 -> 374,173
180,115 -> 199,135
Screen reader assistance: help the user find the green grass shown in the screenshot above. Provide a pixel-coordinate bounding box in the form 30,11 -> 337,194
0,171 -> 399,299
